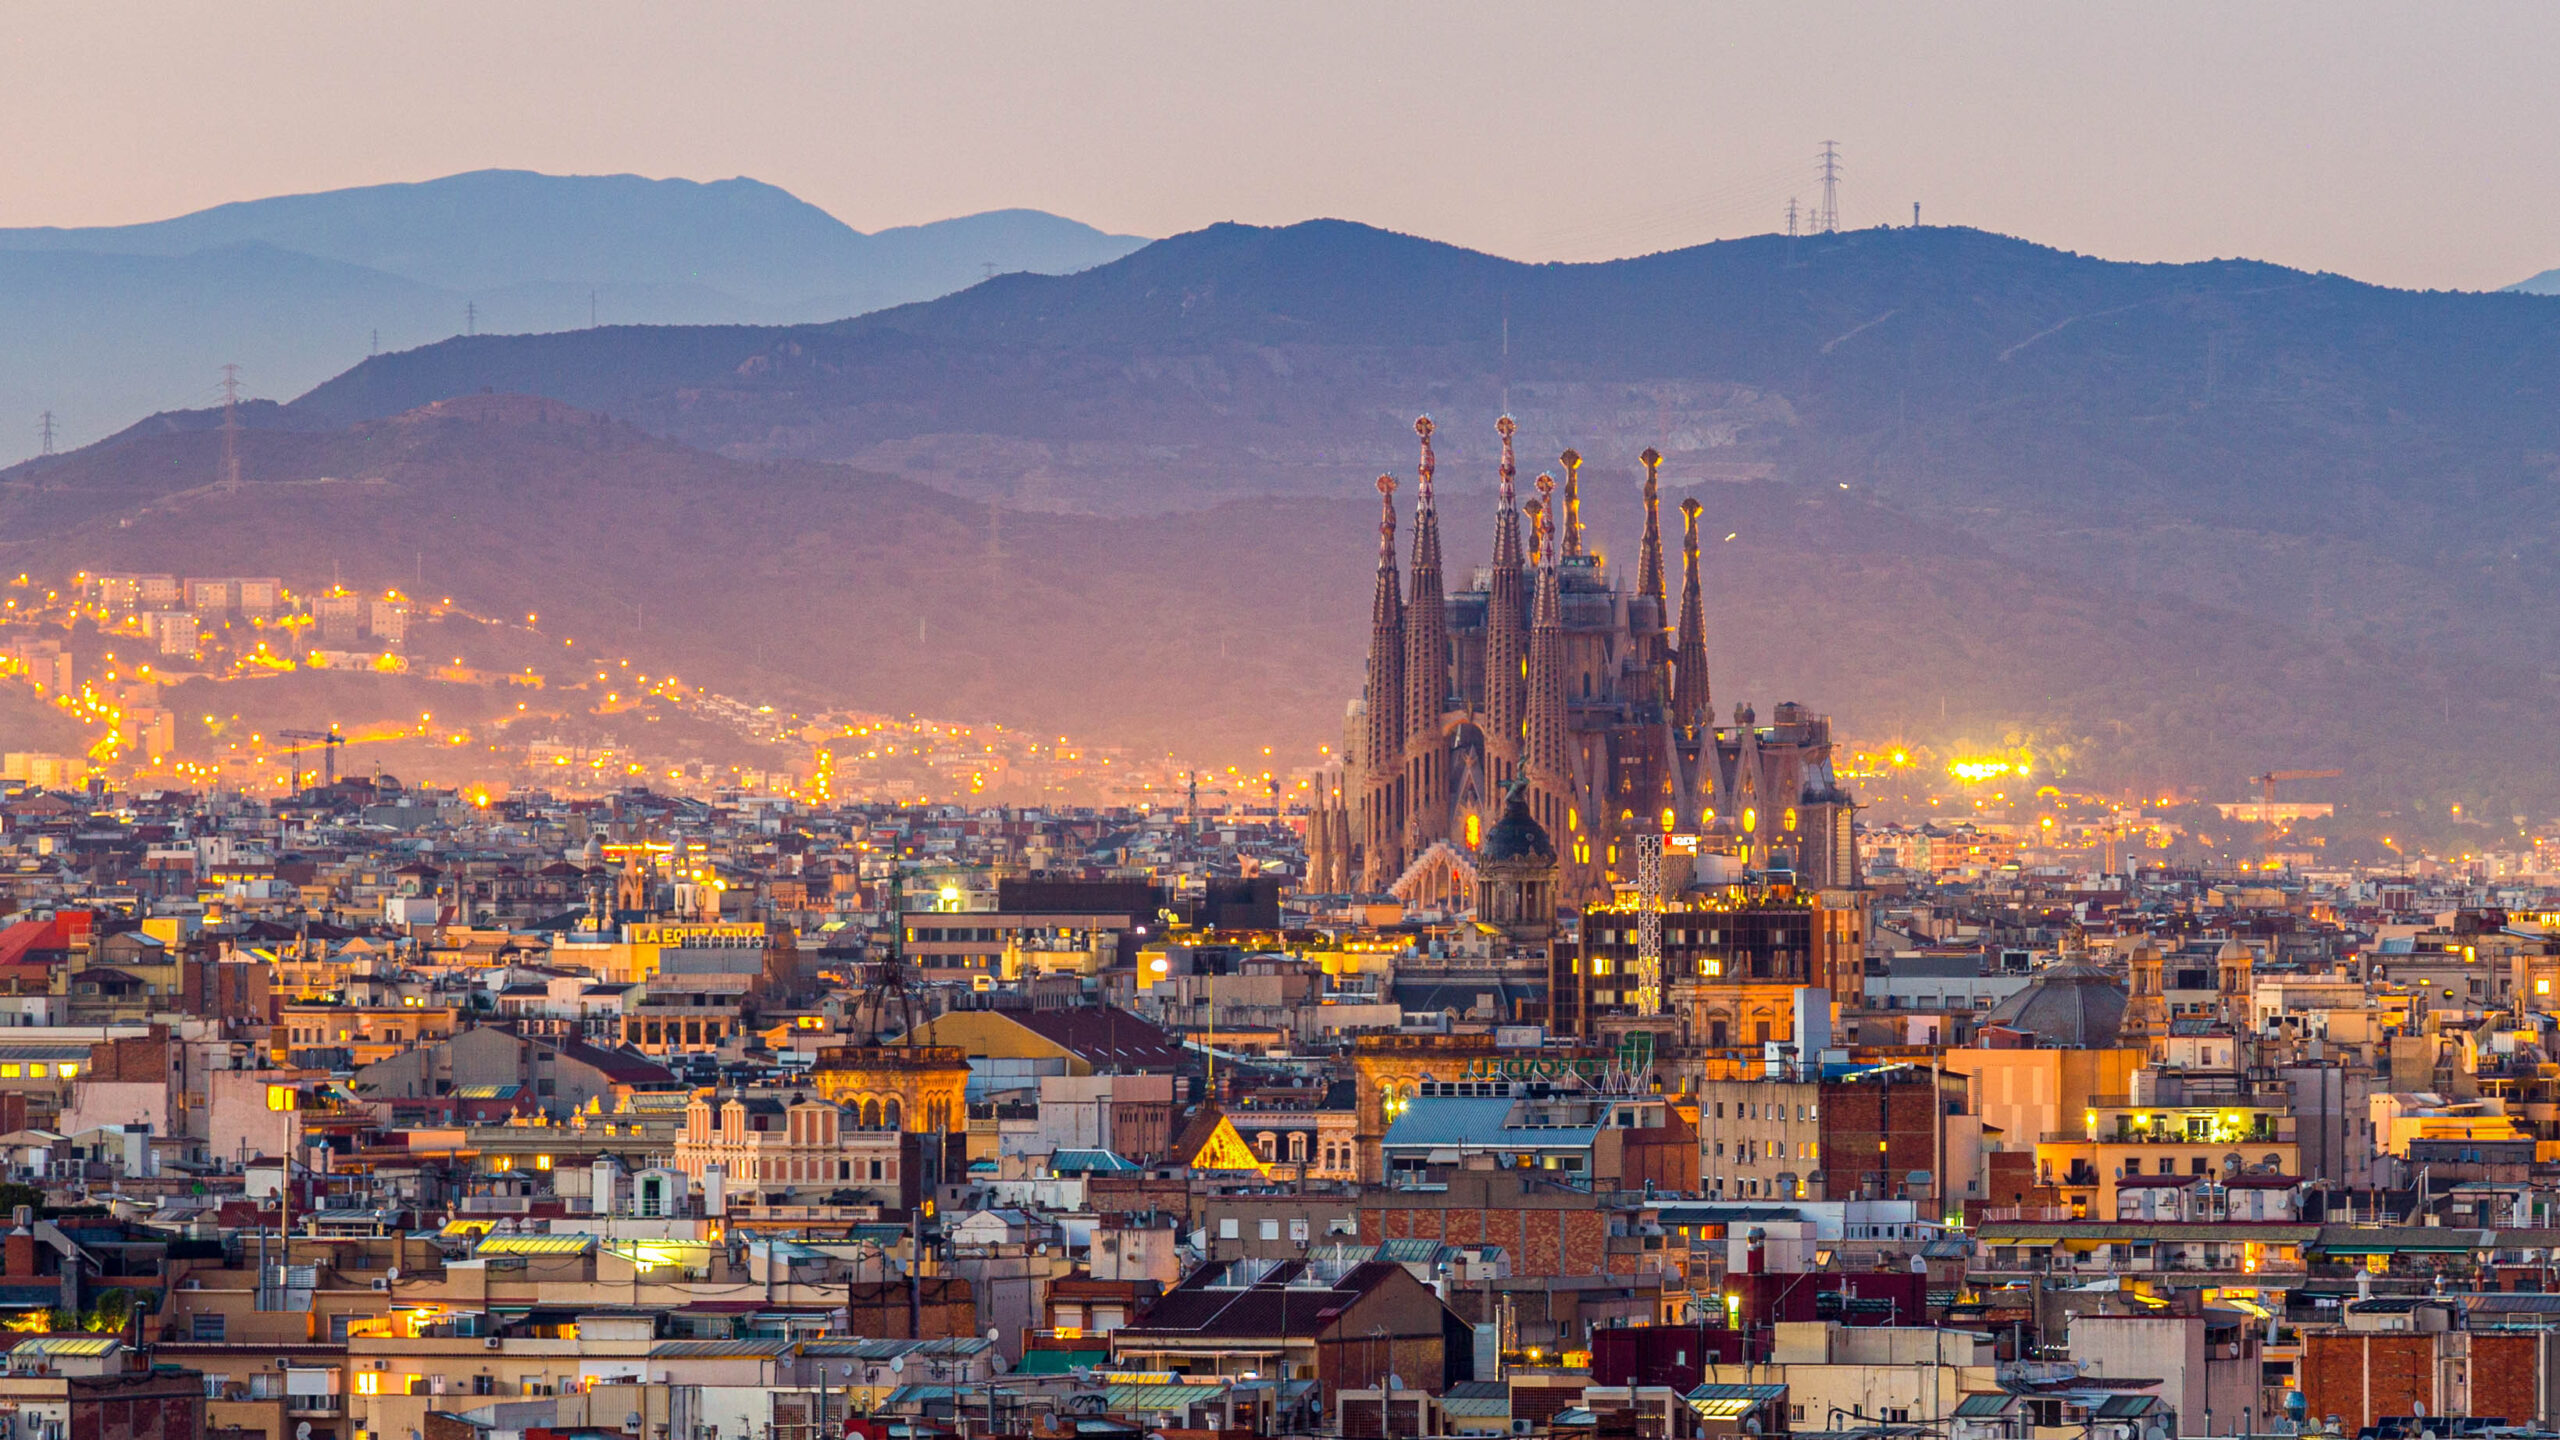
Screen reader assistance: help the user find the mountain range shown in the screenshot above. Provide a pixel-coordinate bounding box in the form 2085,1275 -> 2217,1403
14,216 -> 2560,824
0,170 -> 1146,449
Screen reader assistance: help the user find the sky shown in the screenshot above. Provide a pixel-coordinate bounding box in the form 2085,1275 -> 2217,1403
6,3 -> 2559,291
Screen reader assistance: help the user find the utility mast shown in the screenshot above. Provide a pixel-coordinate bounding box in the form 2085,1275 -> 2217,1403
465,301 -> 477,336
1817,142 -> 1843,232
37,411 -> 55,458
1785,197 -> 1799,237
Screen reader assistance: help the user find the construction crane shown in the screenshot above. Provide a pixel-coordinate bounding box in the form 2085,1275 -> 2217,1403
2250,768 -> 2342,861
277,729 -> 347,789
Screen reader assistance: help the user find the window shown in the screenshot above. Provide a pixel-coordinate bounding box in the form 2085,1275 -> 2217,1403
1290,1219 -> 1310,1243
1259,1219 -> 1280,1241
1218,1218 -> 1239,1240
191,1314 -> 226,1341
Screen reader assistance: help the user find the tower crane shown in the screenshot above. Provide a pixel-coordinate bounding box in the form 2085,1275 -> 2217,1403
277,729 -> 346,789
2249,768 -> 2342,861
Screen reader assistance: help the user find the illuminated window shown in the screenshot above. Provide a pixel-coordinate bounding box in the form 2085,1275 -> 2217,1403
266,1084 -> 293,1110
55,1065 -> 74,1079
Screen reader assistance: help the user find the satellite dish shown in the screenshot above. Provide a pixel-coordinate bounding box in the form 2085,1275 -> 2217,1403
2412,1402 -> 2427,1418
889,1356 -> 905,1375
387,1267 -> 399,1282
297,1426 -> 313,1440
987,1328 -> 1001,1342
1388,1374 -> 1405,1393
2145,1426 -> 2168,1440
840,1364 -> 855,1379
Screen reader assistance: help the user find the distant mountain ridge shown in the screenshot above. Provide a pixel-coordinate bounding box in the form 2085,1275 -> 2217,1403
272,220 -> 2560,813
0,169 -> 1147,448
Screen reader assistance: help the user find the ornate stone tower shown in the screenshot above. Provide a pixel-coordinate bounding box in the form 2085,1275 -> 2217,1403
1358,475 -> 1404,890
1483,418 -> 1528,790
1523,474 -> 1573,854
2123,941 -> 2168,1047
1635,447 -> 1668,644
1401,417 -> 1451,857
1673,496 -> 1713,739
2216,937 -> 2256,1030
1559,448 -> 1586,559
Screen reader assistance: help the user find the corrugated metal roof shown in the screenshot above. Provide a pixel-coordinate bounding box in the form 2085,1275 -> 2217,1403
21,1336 -> 120,1356
476,1234 -> 598,1256
648,1339 -> 793,1358
1106,1384 -> 1226,1413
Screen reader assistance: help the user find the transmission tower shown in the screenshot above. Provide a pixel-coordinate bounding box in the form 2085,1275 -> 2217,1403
37,411 -> 55,457
1817,141 -> 1842,232
219,364 -> 243,489
465,301 -> 477,336
1785,197 -> 1799,237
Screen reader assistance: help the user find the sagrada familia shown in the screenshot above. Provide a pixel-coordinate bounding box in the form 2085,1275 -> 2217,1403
1303,417 -> 1859,907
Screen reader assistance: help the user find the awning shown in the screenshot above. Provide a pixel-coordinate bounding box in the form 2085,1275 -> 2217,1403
1106,1384 -> 1226,1414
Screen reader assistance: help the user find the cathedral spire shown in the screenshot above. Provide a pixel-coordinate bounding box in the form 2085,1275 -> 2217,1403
1560,449 -> 1585,559
1360,473 -> 1405,890
1402,416 -> 1452,853
1524,471 -> 1571,848
1673,495 -> 1712,737
1635,447 -> 1668,637
1484,417 -> 1528,775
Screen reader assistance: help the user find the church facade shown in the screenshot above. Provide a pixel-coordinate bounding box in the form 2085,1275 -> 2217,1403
1327,416 -> 1859,905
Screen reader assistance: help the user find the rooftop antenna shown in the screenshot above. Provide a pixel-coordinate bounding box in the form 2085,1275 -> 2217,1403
37,411 -> 55,458
219,364 -> 243,489
1817,142 -> 1842,233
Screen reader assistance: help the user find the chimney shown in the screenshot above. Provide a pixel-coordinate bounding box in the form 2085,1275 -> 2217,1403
6,1224 -> 35,1280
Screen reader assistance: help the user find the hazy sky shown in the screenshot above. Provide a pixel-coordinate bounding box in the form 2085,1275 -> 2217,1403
8,3 -> 2557,290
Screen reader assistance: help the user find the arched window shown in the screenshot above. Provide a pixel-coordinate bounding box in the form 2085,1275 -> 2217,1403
883,1098 -> 903,1130
861,1099 -> 882,1130
1288,1131 -> 1308,1163
1255,1132 -> 1278,1163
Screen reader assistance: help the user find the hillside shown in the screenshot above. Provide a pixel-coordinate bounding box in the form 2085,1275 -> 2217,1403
1,395 -> 2549,823
0,170 -> 1147,448
281,222 -> 2560,805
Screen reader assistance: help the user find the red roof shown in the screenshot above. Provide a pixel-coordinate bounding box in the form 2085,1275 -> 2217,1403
0,917 -> 77,968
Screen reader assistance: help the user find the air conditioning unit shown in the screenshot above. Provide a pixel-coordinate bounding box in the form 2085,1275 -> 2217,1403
370,1360 -> 389,1371
369,1278 -> 390,1291
483,1337 -> 501,1350
181,1279 -> 201,1290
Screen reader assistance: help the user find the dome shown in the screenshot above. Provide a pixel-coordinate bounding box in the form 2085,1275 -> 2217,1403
1480,787 -> 1554,864
1982,961 -> 2127,1047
